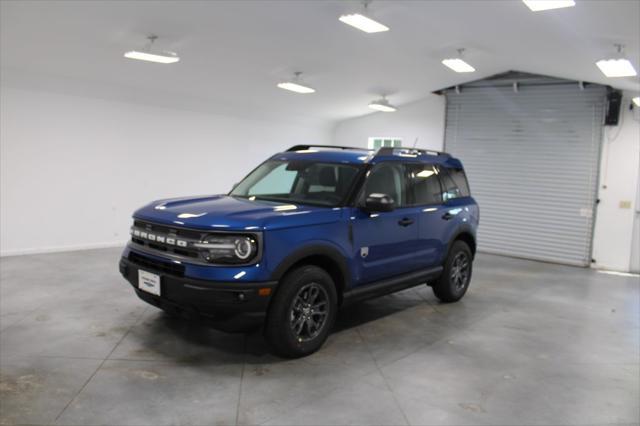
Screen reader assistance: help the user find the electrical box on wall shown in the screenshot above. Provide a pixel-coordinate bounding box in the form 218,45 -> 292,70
604,90 -> 623,126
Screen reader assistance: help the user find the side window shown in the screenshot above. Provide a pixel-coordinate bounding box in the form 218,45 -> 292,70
248,163 -> 296,195
448,168 -> 471,197
361,163 -> 406,207
438,167 -> 470,201
405,164 -> 442,206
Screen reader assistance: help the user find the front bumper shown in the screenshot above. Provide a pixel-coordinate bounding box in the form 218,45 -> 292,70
119,255 -> 277,320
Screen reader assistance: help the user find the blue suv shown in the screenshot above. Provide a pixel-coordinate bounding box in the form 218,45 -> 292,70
119,145 -> 479,357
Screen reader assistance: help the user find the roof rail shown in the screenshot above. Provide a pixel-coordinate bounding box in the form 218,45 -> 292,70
286,144 -> 369,152
376,147 -> 450,157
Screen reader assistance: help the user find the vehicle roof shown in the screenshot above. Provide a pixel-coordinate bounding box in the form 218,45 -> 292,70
270,148 -> 373,165
272,146 -> 463,168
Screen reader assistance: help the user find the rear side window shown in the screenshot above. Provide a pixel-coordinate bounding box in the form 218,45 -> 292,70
405,164 -> 442,206
439,167 -> 470,200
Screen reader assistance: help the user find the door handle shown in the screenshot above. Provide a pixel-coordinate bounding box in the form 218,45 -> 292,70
398,217 -> 414,227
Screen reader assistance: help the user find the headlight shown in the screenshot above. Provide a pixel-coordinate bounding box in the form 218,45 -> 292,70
195,234 -> 259,264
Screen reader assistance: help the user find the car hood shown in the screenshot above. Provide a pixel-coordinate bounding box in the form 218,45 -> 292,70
133,194 -> 343,231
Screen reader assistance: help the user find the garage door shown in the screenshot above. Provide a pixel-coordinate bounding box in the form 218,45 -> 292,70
443,77 -> 606,266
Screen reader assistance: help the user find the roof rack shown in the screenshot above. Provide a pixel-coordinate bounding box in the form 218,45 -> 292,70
376,147 -> 450,157
286,144 -> 370,152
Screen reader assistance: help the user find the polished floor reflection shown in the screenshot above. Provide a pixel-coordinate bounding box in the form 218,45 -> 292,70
1,248 -> 638,425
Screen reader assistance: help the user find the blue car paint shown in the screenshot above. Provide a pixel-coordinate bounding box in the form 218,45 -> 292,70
123,147 -> 478,291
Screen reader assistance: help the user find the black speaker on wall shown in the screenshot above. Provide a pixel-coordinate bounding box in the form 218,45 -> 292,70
605,90 -> 623,126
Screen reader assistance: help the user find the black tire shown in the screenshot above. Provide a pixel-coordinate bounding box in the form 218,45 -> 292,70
432,240 -> 473,303
264,265 -> 338,358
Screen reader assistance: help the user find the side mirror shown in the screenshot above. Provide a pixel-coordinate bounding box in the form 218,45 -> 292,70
363,193 -> 395,212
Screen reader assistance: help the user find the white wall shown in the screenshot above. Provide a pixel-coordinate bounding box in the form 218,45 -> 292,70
332,95 -> 445,151
592,93 -> 640,272
0,87 -> 331,256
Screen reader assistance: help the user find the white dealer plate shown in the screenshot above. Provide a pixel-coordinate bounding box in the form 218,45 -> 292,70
138,270 -> 161,296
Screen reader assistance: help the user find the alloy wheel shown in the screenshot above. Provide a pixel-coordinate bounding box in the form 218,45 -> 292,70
450,252 -> 470,291
289,282 -> 329,342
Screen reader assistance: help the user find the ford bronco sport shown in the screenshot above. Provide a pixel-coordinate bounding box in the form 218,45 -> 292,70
119,145 -> 479,357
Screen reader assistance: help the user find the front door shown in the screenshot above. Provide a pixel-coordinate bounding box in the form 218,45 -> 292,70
351,162 -> 420,285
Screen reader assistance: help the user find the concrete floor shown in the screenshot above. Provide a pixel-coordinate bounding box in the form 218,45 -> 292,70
0,248 -> 638,426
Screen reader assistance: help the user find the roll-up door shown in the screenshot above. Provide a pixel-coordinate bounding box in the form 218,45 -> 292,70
443,76 -> 606,266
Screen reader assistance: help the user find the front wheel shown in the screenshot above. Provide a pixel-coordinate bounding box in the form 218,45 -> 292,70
264,265 -> 337,358
432,240 -> 473,303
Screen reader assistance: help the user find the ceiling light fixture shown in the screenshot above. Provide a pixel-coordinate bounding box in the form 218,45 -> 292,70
522,0 -> 576,12
277,72 -> 316,94
368,96 -> 397,112
596,44 -> 637,78
442,48 -> 476,73
124,35 -> 180,64
339,0 -> 389,33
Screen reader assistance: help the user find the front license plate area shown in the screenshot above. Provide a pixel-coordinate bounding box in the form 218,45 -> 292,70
138,270 -> 161,296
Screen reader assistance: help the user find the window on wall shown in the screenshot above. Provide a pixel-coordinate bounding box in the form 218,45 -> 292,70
367,137 -> 402,150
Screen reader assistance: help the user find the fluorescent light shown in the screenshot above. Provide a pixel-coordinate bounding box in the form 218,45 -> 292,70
522,0 -> 575,11
442,58 -> 475,73
277,82 -> 316,94
633,97 -> 640,107
124,36 -> 180,64
596,58 -> 637,78
124,50 -> 180,64
278,72 -> 316,94
339,13 -> 389,33
369,103 -> 396,112
368,98 -> 397,112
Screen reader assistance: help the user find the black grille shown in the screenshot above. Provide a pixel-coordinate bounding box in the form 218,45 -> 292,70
129,252 -> 186,277
132,220 -> 201,258
132,238 -> 199,258
134,220 -> 203,239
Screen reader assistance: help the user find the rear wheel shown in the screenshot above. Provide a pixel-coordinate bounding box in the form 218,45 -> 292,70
264,265 -> 337,358
432,240 -> 473,303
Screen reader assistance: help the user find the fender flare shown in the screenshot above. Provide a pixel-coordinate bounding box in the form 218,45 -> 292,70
446,224 -> 477,258
269,243 -> 351,289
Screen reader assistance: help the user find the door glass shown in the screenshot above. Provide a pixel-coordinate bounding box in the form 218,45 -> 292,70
361,163 -> 406,207
406,164 -> 442,205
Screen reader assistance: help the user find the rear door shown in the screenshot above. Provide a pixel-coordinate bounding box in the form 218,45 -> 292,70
408,164 -> 476,268
350,162 -> 420,285
405,163 -> 448,268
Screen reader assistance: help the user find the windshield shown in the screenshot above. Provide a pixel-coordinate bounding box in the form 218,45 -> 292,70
230,160 -> 361,207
